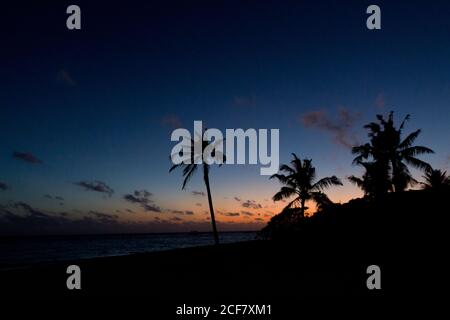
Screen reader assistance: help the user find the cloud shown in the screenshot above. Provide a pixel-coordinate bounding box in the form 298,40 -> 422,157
74,181 -> 114,197
44,194 -> 64,201
124,189 -> 161,213
161,114 -> 182,128
192,191 -> 205,197
0,203 -> 266,235
88,210 -> 118,223
169,209 -> 194,215
241,211 -> 254,216
300,108 -> 361,148
195,203 -> 202,207
254,218 -> 264,221
0,203 -> 124,235
222,212 -> 240,217
169,209 -> 184,214
57,69 -> 76,86
242,200 -> 262,209
234,197 -> 241,202
142,204 -> 162,213
12,151 -> 43,164
0,182 -> 9,191
13,202 -> 48,218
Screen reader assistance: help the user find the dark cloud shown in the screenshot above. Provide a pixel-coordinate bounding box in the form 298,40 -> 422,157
241,211 -> 254,216
169,209 -> 194,215
169,209 -> 184,214
74,181 -> 114,197
88,211 -> 118,223
195,203 -> 202,207
0,182 -> 9,191
126,209 -> 135,213
142,204 -> 162,213
124,190 -> 161,212
222,212 -> 240,217
44,194 -> 64,201
242,200 -> 262,209
14,202 -> 48,218
0,203 -> 122,235
234,197 -> 241,202
300,108 -> 361,148
161,114 -> 182,128
171,216 -> 183,222
254,218 -> 264,221
12,151 -> 43,164
192,191 -> 205,197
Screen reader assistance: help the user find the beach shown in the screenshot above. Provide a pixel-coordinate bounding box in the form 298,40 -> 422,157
0,240 -> 363,300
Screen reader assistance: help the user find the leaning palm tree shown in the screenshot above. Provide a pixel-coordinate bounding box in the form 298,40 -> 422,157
270,153 -> 343,217
421,168 -> 450,190
352,111 -> 433,195
170,132 -> 223,245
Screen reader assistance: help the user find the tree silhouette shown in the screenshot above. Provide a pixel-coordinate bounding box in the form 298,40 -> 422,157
421,167 -> 450,190
270,153 -> 342,217
352,111 -> 433,197
170,132 -> 223,245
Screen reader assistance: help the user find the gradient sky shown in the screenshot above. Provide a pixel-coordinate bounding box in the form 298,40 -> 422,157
1,0 -> 450,235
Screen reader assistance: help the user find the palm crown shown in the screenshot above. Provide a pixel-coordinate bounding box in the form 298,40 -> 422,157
270,153 -> 342,217
351,111 -> 434,195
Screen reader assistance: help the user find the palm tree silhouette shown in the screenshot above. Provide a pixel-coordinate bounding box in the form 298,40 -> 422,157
270,153 -> 342,217
421,168 -> 450,190
170,132 -> 223,245
352,111 -> 433,195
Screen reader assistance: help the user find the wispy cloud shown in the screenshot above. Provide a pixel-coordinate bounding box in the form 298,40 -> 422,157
12,151 -> 43,164
300,108 -> 361,149
192,191 -> 205,197
242,199 -> 262,209
221,212 -> 240,217
88,211 -> 118,223
44,194 -> 64,201
74,181 -> 114,197
124,189 -> 161,213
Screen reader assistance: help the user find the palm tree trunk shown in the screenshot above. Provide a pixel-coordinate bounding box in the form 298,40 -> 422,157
300,199 -> 306,218
203,165 -> 219,245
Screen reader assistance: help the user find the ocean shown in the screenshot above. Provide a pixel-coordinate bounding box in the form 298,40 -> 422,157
0,231 -> 257,270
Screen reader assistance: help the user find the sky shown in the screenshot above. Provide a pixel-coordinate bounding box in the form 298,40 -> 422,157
1,0 -> 450,235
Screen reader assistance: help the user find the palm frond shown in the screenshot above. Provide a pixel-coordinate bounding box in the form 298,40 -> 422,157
312,176 -> 343,191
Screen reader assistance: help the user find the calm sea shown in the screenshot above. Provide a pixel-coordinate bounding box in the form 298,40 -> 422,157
0,231 -> 257,270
